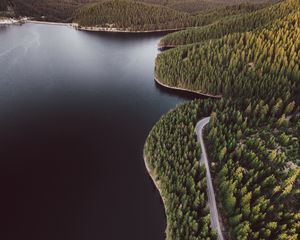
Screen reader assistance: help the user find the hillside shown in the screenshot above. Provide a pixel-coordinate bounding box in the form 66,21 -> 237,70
207,99 -> 300,239
2,0 -> 99,22
145,101 -> 217,239
0,0 -> 14,17
155,8 -> 300,103
74,0 -> 277,31
2,0 -> 279,24
159,0 -> 298,47
74,0 -> 194,31
148,0 -> 300,239
0,0 -> 8,11
146,98 -> 300,239
144,0 -> 279,14
192,2 -> 274,27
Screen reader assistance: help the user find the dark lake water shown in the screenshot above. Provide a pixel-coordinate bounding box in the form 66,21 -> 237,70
0,23 -> 193,240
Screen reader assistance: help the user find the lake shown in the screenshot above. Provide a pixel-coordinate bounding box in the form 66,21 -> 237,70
0,23 -> 192,240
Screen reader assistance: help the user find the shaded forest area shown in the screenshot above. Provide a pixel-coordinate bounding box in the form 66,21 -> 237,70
74,0 -> 276,31
74,0 -> 194,31
0,0 -> 8,11
0,0 -> 99,21
1,0 -> 278,23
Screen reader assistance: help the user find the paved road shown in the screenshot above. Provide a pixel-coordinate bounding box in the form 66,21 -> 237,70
195,117 -> 224,240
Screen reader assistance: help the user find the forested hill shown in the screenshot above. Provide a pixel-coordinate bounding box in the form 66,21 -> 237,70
192,2 -> 275,27
73,0 -> 277,31
142,0 -> 279,14
0,0 -> 8,11
145,97 -> 300,239
2,0 -> 279,26
74,0 -> 194,31
1,0 -> 99,22
74,0 -> 279,31
0,0 -> 13,17
145,101 -> 217,239
159,0 -> 299,47
155,9 -> 300,103
146,0 -> 299,239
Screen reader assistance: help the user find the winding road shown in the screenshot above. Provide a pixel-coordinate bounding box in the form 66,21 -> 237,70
195,117 -> 224,240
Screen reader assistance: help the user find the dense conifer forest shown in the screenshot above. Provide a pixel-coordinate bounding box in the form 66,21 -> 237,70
144,101 -> 218,239
74,0 -> 194,31
145,0 -> 299,239
0,0 -> 8,11
159,0 -> 298,47
74,0 -> 275,31
8,0 -> 99,22
0,0 -> 93,21
146,81 -> 300,239
206,99 -> 300,239
0,0 -> 13,17
155,4 -> 300,103
1,0 -> 277,28
159,0 -> 279,14
145,98 -> 299,239
192,2 -> 273,27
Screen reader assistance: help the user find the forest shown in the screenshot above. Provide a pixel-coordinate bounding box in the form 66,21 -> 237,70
192,2 -> 273,28
159,0 -> 298,47
164,0 -> 275,15
74,0 -> 194,31
2,0 -> 278,28
206,98 -> 300,239
0,0 -> 12,17
145,97 -> 299,239
155,3 -> 300,103
145,0 -> 299,239
74,0 -> 276,31
144,100 -> 217,239
0,0 -> 8,11
8,0 -> 99,22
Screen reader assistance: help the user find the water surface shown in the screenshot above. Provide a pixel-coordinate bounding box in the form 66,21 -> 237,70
0,23 -> 190,240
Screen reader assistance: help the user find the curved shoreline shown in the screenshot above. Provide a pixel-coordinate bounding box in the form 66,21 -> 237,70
143,151 -> 170,239
4,18 -> 187,34
26,20 -> 76,27
158,44 -> 178,50
0,17 -> 26,25
154,76 -> 222,99
77,26 -> 186,33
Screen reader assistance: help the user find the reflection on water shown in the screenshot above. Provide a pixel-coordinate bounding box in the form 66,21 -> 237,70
0,23 -> 195,240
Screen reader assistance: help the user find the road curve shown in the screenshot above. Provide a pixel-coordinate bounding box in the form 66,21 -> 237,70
195,117 -> 224,240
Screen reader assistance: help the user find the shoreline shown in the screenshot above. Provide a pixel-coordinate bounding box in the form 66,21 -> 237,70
158,44 -> 178,50
0,18 -> 186,34
143,151 -> 169,239
25,20 -> 77,27
0,18 -> 75,27
154,76 -> 222,99
77,26 -> 186,33
0,17 -> 23,25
